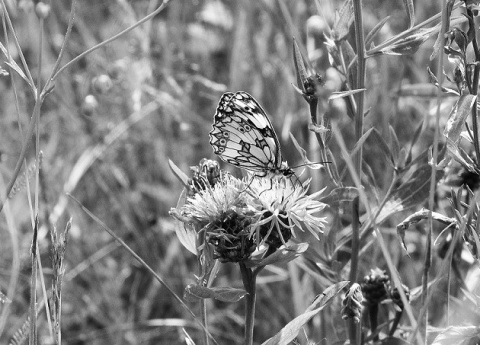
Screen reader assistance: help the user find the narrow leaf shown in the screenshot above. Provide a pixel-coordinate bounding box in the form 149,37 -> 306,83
444,94 -> 477,144
319,187 -> 359,205
0,42 -> 33,89
170,189 -> 197,255
406,120 -> 424,165
403,0 -> 415,29
351,127 -> 374,157
332,0 -> 353,41
427,66 -> 460,96
432,326 -> 480,345
446,139 -> 479,174
261,281 -> 349,345
328,88 -> 366,100
430,0 -> 454,60
365,16 -> 390,47
373,28 -> 433,56
369,128 -> 395,166
183,329 -> 197,345
289,133 -> 325,169
377,163 -> 444,222
396,209 -> 458,251
389,125 -> 400,163
169,158 -> 190,187
248,243 -> 308,268
184,284 -> 247,302
293,38 -> 308,92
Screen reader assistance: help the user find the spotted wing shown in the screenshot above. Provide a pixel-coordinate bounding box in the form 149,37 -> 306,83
209,92 -> 283,174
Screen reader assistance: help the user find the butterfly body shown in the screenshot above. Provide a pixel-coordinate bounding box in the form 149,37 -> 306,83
209,92 -> 294,178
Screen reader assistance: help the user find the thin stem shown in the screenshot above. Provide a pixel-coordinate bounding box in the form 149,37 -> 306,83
29,217 -> 39,345
52,0 -> 171,81
240,263 -> 259,345
349,197 -> 360,283
352,0 -> 366,176
350,0 -> 366,292
69,195 -> 219,345
197,243 -> 209,345
0,0 -> 36,93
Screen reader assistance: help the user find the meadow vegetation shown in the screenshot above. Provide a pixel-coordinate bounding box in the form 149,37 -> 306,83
0,0 -> 479,344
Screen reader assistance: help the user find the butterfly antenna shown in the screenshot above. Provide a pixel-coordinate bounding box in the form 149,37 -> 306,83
290,161 -> 331,169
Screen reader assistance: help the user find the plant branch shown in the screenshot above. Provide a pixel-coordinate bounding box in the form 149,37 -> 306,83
51,0 -> 172,81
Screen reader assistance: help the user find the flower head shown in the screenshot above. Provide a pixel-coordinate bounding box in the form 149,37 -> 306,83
171,162 -> 328,262
248,176 -> 327,250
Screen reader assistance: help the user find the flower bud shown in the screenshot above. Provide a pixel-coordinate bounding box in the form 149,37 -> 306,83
81,95 -> 98,116
35,2 -> 50,19
92,74 -> 113,94
341,283 -> 364,323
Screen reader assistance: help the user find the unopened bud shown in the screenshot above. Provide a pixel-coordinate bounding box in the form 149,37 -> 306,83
35,2 -> 51,19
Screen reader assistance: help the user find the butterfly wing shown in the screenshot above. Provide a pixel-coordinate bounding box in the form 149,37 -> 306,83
209,92 -> 283,175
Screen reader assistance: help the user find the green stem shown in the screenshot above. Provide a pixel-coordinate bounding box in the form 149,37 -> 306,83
469,16 -> 480,165
369,304 -> 379,341
350,197 -> 360,283
240,263 -> 259,345
29,217 -> 38,345
352,0 -> 366,176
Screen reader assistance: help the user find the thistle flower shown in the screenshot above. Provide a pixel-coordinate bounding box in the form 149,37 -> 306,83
173,173 -> 257,262
248,176 -> 327,250
171,163 -> 328,262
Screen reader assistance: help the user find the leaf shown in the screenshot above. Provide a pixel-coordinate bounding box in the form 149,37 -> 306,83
377,163 -> 444,222
396,209 -> 458,251
351,127 -> 374,157
293,38 -> 308,93
373,28 -> 433,56
328,88 -> 366,100
184,284 -> 247,303
403,0 -> 415,29
369,128 -> 395,166
0,41 -> 34,90
169,158 -> 190,187
446,139 -> 479,174
431,326 -> 480,345
171,189 -> 198,255
247,243 -> 309,268
431,0 -> 454,60
289,133 -> 325,169
405,120 -> 424,165
261,281 -> 349,345
427,66 -> 460,96
443,94 -> 477,144
306,281 -> 350,311
365,16 -> 390,47
389,125 -> 400,163
183,329 -> 197,345
319,187 -> 358,205
332,0 -> 353,41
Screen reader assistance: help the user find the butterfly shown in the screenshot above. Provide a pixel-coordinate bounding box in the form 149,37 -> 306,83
209,91 -> 294,178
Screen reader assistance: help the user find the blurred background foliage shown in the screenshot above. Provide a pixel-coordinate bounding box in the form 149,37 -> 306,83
0,0 -> 454,344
